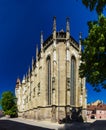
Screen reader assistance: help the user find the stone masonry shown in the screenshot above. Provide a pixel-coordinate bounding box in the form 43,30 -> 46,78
15,17 -> 87,122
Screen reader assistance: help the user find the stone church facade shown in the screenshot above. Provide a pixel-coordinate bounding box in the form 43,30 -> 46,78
15,17 -> 87,122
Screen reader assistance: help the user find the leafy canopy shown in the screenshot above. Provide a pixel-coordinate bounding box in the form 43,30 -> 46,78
80,0 -> 106,91
1,91 -> 18,117
82,0 -> 106,14
79,15 -> 106,91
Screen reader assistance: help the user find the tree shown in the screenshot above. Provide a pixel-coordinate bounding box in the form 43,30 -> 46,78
80,15 -> 106,91
82,0 -> 106,14
1,91 -> 18,117
79,1 -> 106,91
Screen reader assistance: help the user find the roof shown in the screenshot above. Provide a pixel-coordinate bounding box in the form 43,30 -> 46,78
87,103 -> 106,111
43,32 -> 79,51
91,100 -> 102,105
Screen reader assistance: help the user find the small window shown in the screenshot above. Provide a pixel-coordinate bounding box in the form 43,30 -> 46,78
91,115 -> 95,119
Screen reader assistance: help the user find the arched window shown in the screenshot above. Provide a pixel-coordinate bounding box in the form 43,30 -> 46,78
70,56 -> 76,105
47,56 -> 51,105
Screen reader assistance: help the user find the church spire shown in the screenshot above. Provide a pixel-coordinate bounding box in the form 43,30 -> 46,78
53,16 -> 56,39
79,32 -> 82,51
28,66 -> 30,76
66,17 -> 70,40
36,44 -> 38,61
32,57 -> 34,70
16,77 -> 21,85
40,31 -> 43,49
66,17 -> 70,32
25,73 -> 27,82
53,16 -> 56,32
22,75 -> 25,84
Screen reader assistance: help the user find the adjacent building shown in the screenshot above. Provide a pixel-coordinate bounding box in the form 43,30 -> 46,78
87,100 -> 106,121
15,17 -> 87,122
0,110 -> 3,117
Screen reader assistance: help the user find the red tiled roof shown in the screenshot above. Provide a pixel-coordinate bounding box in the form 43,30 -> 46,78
87,103 -> 106,111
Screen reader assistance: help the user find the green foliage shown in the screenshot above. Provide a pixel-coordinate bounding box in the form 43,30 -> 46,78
82,0 -> 106,14
1,91 -> 18,117
80,0 -> 106,91
79,15 -> 106,91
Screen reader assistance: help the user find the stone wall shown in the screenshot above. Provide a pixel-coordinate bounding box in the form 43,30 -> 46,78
15,18 -> 87,122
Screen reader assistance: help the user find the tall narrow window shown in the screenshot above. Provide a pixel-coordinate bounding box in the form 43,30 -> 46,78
70,56 -> 76,105
47,56 -> 51,105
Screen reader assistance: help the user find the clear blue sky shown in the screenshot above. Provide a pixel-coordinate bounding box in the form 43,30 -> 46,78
0,0 -> 106,104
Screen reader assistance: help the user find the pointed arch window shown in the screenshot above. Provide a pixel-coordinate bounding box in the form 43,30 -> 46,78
70,56 -> 76,105
47,56 -> 51,105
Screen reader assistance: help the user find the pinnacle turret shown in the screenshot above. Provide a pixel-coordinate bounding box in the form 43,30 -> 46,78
66,17 -> 70,40
32,57 -> 34,70
36,44 -> 38,61
40,31 -> 43,49
22,75 -> 25,84
53,16 -> 56,39
79,32 -> 82,51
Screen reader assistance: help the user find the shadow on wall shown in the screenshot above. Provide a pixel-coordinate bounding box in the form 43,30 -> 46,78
58,107 -> 84,124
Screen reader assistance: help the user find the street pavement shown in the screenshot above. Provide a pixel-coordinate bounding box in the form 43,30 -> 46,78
90,120 -> 106,130
0,117 -> 63,130
0,120 -> 53,130
0,117 -> 106,130
0,118 -> 57,130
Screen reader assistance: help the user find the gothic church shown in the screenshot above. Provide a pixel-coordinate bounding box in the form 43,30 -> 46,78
15,17 -> 87,122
